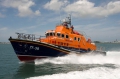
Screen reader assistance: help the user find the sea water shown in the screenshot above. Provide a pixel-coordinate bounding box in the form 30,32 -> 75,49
0,43 -> 120,79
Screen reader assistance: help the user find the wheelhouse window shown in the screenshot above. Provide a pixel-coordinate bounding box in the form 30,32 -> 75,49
66,35 -> 69,38
46,33 -> 49,37
46,32 -> 55,37
74,37 -> 76,40
50,33 -> 53,36
61,34 -> 64,38
57,33 -> 61,37
78,38 -> 80,41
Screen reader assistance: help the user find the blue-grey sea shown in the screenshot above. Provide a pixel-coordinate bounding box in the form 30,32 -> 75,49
0,43 -> 120,79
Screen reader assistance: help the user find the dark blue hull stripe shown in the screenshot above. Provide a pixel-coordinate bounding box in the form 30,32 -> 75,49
10,39 -> 70,54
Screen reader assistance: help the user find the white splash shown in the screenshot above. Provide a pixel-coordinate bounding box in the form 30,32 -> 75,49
35,51 -> 120,65
27,67 -> 120,79
27,51 -> 120,79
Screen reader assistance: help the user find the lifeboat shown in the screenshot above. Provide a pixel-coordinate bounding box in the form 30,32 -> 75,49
9,15 -> 106,62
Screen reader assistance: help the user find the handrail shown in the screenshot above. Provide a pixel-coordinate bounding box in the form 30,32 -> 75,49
16,32 -> 45,41
97,46 -> 105,51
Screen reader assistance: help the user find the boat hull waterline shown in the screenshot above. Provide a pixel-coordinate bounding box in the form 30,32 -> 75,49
9,38 -> 106,62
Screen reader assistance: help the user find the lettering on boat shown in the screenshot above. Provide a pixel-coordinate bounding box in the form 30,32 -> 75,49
30,46 -> 39,50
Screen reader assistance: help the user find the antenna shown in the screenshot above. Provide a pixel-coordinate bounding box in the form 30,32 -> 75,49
66,14 -> 71,26
61,14 -> 72,26
69,14 -> 71,26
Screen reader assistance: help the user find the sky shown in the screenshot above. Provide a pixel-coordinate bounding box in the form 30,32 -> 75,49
0,0 -> 120,42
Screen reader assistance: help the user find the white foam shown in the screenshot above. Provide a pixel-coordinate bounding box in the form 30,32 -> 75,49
27,67 -> 120,79
35,51 -> 120,65
28,51 -> 120,79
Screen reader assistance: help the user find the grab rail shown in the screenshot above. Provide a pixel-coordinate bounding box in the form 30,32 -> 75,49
97,46 -> 105,51
16,32 -> 45,41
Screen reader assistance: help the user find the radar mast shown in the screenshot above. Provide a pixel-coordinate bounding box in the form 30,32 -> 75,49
62,14 -> 72,26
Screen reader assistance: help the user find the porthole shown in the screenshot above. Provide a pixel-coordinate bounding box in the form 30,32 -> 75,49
78,38 -> 80,41
61,34 -> 64,38
74,37 -> 76,40
57,33 -> 61,37
66,35 -> 69,38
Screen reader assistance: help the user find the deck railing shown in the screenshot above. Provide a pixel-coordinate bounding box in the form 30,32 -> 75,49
97,46 -> 105,51
16,32 -> 45,41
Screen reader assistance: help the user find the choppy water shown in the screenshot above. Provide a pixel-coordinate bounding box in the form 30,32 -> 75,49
0,43 -> 120,79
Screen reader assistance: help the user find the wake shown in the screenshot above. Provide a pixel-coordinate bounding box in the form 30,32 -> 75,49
35,51 -> 120,65
27,67 -> 120,79
27,51 -> 120,79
